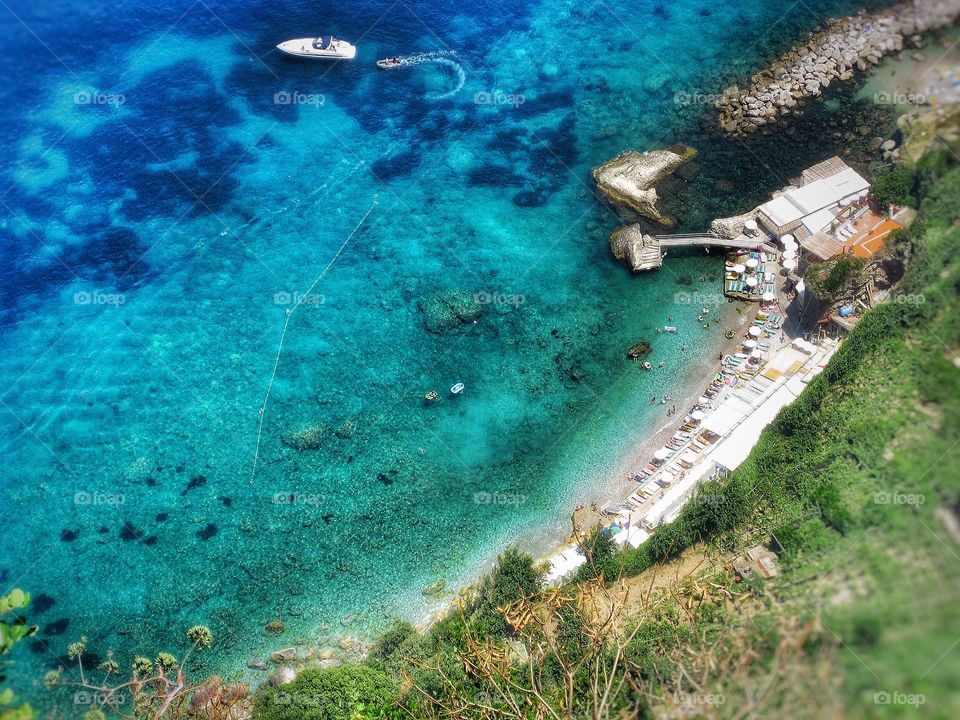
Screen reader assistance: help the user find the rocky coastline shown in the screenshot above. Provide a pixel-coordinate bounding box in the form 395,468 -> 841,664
716,0 -> 960,135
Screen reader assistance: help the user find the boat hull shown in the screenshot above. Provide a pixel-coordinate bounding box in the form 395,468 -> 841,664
276,38 -> 357,60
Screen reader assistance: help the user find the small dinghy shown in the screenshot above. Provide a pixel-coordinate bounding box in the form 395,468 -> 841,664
663,325 -> 678,333
376,57 -> 403,69
450,382 -> 465,395
641,362 -> 653,371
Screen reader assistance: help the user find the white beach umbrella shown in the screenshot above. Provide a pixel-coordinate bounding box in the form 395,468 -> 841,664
745,258 -> 759,270
783,258 -> 797,271
780,233 -> 794,244
783,249 -> 797,259
745,276 -> 758,288
743,339 -> 758,349
691,410 -> 705,421
744,219 -> 758,232
751,349 -> 763,359
761,291 -> 776,302
732,263 -> 746,274
653,448 -> 671,461
748,326 -> 762,337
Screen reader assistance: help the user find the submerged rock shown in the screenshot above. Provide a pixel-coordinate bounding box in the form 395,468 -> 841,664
627,342 -> 652,360
418,290 -> 483,334
592,145 -> 697,227
281,422 -> 328,451
423,579 -> 446,596
270,647 -> 297,663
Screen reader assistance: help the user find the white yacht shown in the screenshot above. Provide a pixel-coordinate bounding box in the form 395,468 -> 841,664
276,35 -> 357,60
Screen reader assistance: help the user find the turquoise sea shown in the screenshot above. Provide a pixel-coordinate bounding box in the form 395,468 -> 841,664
0,0 -> 895,702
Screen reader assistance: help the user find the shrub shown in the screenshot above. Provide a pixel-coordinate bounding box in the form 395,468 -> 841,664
871,166 -> 916,208
465,548 -> 541,638
254,664 -> 398,720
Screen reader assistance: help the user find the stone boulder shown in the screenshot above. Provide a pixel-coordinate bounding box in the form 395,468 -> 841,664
418,290 -> 484,334
609,224 -> 662,272
592,145 -> 698,227
710,211 -> 756,240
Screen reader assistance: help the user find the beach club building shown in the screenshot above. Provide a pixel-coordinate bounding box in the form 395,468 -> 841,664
756,157 -> 876,262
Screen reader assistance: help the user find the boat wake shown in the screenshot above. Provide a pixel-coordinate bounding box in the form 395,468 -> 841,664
380,51 -> 466,100
423,57 -> 466,101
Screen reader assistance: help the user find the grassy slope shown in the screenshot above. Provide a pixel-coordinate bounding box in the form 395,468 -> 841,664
642,166 -> 960,717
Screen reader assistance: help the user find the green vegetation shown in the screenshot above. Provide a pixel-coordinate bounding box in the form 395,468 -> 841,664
1,589 -> 37,720
804,255 -> 865,299
254,665 -> 398,720
871,165 -> 916,208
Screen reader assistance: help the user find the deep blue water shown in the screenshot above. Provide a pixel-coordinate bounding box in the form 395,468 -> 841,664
0,0 -> 888,706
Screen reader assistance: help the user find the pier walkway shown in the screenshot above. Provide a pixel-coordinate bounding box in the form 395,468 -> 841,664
654,232 -> 776,251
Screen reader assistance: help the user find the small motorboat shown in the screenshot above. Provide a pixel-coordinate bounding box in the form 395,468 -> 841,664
276,35 -> 357,60
450,382 -> 465,395
641,362 -> 653,371
376,57 -> 403,69
663,325 -> 678,333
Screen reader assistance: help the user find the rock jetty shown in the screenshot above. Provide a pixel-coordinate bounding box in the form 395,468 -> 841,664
592,145 -> 698,227
717,0 -> 960,135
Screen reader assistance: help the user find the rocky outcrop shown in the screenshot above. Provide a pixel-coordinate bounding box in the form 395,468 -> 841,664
710,211 -> 757,240
592,145 -> 698,227
609,224 -> 662,272
418,290 -> 483,334
717,0 -> 960,135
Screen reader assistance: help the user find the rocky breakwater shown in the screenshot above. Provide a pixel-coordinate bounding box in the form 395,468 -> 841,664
594,144 -> 698,272
717,0 -> 960,136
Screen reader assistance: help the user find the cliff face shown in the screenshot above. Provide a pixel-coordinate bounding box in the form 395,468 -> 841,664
592,145 -> 698,228
716,0 -> 960,135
